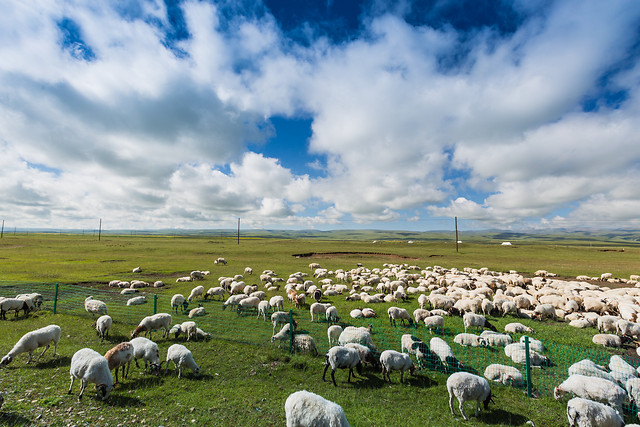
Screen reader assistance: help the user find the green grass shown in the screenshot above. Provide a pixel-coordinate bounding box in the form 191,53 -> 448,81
1,233 -> 640,426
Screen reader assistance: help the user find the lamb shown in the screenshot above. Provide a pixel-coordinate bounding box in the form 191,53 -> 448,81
430,337 -> 464,370
463,313 -> 497,333
284,390 -> 350,427
505,322 -> 535,334
454,333 -> 488,347
325,306 -> 339,323
195,327 -> 211,341
126,296 -> 147,306
180,321 -> 197,341
446,371 -> 494,421
328,325 -> 343,346
423,315 -> 444,334
566,397 -> 624,427
104,342 -> 133,384
1,324 -> 61,366
483,364 -> 523,387
257,300 -> 270,320
93,315 -> 112,342
592,334 -> 623,348
130,313 -> 172,340
187,285 -> 204,302
338,326 -> 376,352
165,344 -> 200,378
188,306 -> 206,319
323,346 -> 362,387
84,297 -> 107,317
204,287 -> 225,301
0,298 -> 30,319
554,374 -> 626,413
379,350 -> 416,383
129,337 -> 161,374
68,348 -> 114,400
170,294 -> 189,313
387,307 -> 414,327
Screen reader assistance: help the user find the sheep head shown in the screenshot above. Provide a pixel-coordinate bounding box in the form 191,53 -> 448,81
483,391 -> 495,410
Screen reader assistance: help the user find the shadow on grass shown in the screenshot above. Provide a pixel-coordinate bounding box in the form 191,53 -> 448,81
0,411 -> 32,426
478,408 -> 529,425
34,356 -> 71,369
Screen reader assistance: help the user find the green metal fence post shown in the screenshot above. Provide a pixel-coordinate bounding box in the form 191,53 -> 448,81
153,294 -> 158,314
524,336 -> 533,397
289,309 -> 294,355
53,283 -> 59,314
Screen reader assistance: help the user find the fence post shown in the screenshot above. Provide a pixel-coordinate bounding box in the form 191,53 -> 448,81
53,283 -> 59,314
524,336 -> 533,397
289,309 -> 294,355
153,294 -> 158,314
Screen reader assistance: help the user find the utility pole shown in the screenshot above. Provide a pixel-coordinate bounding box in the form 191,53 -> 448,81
98,218 -> 102,241
237,218 -> 240,245
455,216 -> 459,253
1,219 -> 4,239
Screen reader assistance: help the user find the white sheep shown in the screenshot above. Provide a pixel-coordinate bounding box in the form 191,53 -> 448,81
454,333 -> 488,348
504,343 -> 551,367
597,315 -> 619,334
292,334 -> 318,356
325,306 -> 339,323
170,294 -> 188,313
271,323 -> 294,344
430,337 -> 464,370
555,374 -> 626,413
257,300 -> 270,320
379,350 -> 415,383
222,294 -> 248,310
566,397 -> 624,427
180,321 -> 197,341
68,348 -> 114,400
481,332 -> 513,347
165,344 -> 200,378
190,270 -> 204,280
568,359 -> 615,382
284,390 -> 350,427
188,306 -> 206,319
187,285 -> 204,302
271,311 -> 295,335
129,337 -> 161,374
519,335 -> 544,353
387,306 -> 414,327
238,296 -> 261,314
84,296 -> 107,317
446,371 -> 493,421
269,295 -> 284,312
463,313 -> 497,333
104,342 -> 133,384
626,377 -> 640,407
310,302 -> 331,322
592,334 -> 622,348
505,322 -> 534,334
176,276 -> 192,283
1,324 -> 61,366
126,296 -> 147,306
195,327 -> 211,341
130,313 -> 172,340
204,287 -> 225,301
93,315 -> 112,343
423,315 -> 444,334
338,326 -> 376,352
609,355 -> 637,379
323,346 -> 361,387
344,343 -> 378,368
483,364 -> 523,387
214,257 -> 227,265
328,325 -> 343,346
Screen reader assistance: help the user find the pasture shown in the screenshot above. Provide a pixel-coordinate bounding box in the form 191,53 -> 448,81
1,233 -> 639,426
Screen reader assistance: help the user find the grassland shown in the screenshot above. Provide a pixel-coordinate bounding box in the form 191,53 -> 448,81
0,232 -> 639,426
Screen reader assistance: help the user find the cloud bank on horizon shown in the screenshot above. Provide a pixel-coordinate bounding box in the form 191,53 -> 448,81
1,0 -> 639,231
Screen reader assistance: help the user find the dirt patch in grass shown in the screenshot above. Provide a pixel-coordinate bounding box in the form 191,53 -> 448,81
292,251 -> 420,260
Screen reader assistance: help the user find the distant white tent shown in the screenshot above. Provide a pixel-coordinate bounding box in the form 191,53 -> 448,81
501,241 -> 512,246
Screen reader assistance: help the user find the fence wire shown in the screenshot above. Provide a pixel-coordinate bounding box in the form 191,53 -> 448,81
2,282 -> 639,415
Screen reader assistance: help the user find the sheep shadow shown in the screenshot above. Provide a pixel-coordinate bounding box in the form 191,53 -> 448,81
478,408 -> 529,425
0,411 -> 31,425
34,356 -> 72,369
104,394 -> 143,408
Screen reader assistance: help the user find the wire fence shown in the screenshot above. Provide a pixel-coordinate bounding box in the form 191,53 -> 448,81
2,282 -> 639,415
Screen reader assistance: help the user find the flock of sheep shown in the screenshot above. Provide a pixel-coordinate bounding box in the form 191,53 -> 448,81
3,258 -> 640,426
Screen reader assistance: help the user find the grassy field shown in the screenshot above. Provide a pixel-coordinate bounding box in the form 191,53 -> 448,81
1,233 -> 640,426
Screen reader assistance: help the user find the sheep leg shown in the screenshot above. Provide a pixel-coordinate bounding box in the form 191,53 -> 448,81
26,351 -> 34,364
53,341 -> 58,357
78,379 -> 87,399
135,358 -> 140,368
322,363 -> 330,382
459,399 -> 469,421
331,369 -> 337,387
114,368 -> 119,385
400,371 -> 404,383
448,393 -> 456,416
68,376 -> 75,395
36,344 -> 50,362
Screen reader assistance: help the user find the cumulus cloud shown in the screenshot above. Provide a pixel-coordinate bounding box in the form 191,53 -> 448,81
0,0 -> 639,230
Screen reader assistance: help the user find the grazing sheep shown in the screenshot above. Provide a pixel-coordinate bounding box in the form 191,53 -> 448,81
413,308 -> 431,324
104,342 -> 133,384
170,294 -> 188,313
187,285 -> 204,302
400,334 -> 422,355
344,343 -> 378,368
271,323 -> 294,344
310,302 -> 331,322
380,350 -> 415,383
180,321 -> 197,341
271,311 -> 296,335
454,333 -> 488,348
129,337 -> 161,374
325,306 -> 339,323
328,325 -> 343,346
165,344 -> 200,378
68,348 -> 113,400
323,346 -> 361,387
195,327 -> 211,341
338,326 -> 376,352
204,287 -> 225,301
430,337 -> 464,370
387,307 -> 414,327
566,397 -> 624,427
84,297 -> 107,317
222,294 -> 248,310
214,257 -> 227,265
423,315 -> 444,334
484,364 -> 523,387
597,316 -> 619,334
554,374 -> 626,413
463,313 -> 497,333
626,377 -> 640,407
1,324 -> 61,366
284,390 -> 350,427
130,313 -> 172,340
190,270 -> 204,280
293,334 -> 318,356
93,315 -> 112,343
446,371 -> 494,421
505,322 -> 534,334
238,296 -> 261,314
504,343 -> 551,367
269,295 -> 284,312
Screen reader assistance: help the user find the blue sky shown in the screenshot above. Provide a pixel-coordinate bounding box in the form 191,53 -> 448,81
0,0 -> 639,231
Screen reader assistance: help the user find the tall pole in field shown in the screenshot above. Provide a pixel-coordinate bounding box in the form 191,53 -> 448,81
237,218 -> 240,245
455,216 -> 459,253
1,219 -> 4,239
98,218 -> 102,241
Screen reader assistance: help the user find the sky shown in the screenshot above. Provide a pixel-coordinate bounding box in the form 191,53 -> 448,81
1,0 -> 639,232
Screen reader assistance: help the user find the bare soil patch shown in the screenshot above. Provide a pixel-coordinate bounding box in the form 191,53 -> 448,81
292,251 -> 420,260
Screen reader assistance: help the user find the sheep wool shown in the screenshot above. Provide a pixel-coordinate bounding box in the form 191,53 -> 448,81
94,315 -> 112,343
447,371 -> 493,421
1,324 -> 61,366
285,390 -> 350,427
165,344 -> 200,378
379,350 -> 415,383
323,346 -> 361,387
484,364 -> 523,387
130,313 -> 172,340
68,348 -> 114,400
554,375 -> 626,414
130,337 -> 161,374
566,397 -> 624,427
